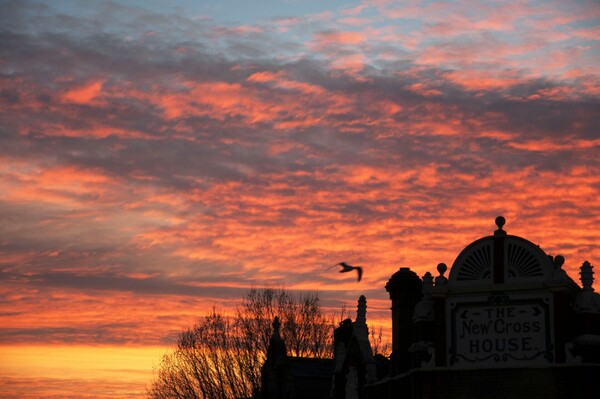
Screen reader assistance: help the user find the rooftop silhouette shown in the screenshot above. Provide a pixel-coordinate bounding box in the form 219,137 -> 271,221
261,217 -> 600,399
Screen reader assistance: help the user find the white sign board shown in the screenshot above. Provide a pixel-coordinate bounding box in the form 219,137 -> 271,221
447,293 -> 554,368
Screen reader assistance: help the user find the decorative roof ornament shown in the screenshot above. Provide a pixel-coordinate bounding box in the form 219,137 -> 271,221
581,261 -> 594,290
414,272 -> 434,322
553,255 -> 565,270
435,263 -> 448,288
552,255 -> 569,280
573,261 -> 600,313
494,216 -> 507,236
422,272 -> 434,291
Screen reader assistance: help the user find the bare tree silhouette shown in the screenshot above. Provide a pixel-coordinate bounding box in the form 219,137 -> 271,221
148,288 -> 335,399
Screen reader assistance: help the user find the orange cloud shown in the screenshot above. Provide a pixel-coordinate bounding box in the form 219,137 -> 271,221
0,163 -> 119,212
247,71 -> 285,83
443,70 -> 526,91
62,81 -> 104,104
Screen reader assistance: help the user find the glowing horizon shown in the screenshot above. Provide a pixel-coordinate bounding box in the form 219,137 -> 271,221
1,0 -> 599,397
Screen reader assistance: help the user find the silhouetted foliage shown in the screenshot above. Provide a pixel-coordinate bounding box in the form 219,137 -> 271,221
148,288 -> 334,399
369,325 -> 391,357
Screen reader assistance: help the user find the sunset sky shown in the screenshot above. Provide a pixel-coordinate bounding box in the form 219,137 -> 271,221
1,0 -> 599,397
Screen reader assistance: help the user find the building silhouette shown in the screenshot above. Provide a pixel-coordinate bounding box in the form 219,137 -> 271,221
260,217 -> 600,398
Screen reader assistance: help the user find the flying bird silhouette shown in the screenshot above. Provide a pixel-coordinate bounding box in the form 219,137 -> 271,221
327,262 -> 363,282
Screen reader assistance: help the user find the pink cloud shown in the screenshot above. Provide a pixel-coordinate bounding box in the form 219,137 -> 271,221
329,53 -> 366,73
443,70 -> 528,91
247,71 -> 285,83
341,3 -> 369,16
62,81 -> 104,104
313,30 -> 366,47
569,26 -> 600,41
407,83 -> 442,97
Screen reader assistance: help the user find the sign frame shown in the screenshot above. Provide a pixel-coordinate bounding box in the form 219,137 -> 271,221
447,292 -> 554,368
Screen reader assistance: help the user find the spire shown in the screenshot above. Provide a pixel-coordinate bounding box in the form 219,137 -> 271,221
356,295 -> 367,326
353,295 -> 377,384
265,316 -> 287,365
354,295 -> 370,342
272,315 -> 281,336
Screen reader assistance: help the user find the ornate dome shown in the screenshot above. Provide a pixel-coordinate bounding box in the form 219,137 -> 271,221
386,267 -> 422,297
448,217 -> 555,287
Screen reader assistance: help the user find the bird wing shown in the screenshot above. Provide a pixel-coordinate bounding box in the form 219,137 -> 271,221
325,262 -> 363,282
325,262 -> 344,271
339,263 -> 354,272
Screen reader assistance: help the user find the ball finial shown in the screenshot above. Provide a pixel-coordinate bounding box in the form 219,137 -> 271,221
495,216 -> 506,229
554,255 -> 565,269
435,263 -> 448,288
437,263 -> 447,275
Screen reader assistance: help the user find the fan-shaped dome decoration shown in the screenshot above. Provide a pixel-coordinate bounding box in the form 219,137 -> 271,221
506,240 -> 545,278
455,240 -> 492,282
448,218 -> 554,287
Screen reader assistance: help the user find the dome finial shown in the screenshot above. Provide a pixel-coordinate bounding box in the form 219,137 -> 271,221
494,216 -> 507,236
554,255 -> 565,270
435,263 -> 448,287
